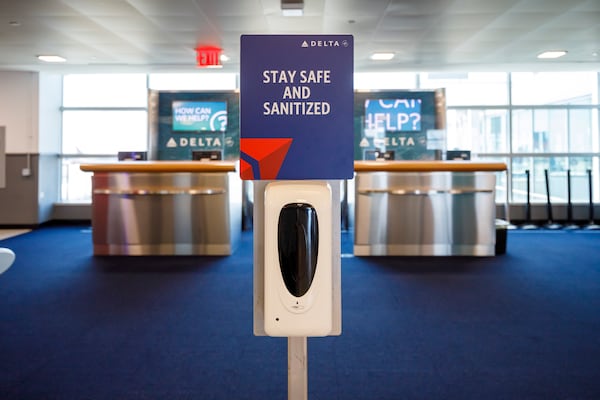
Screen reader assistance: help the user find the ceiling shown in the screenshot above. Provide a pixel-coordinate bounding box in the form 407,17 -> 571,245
0,0 -> 599,74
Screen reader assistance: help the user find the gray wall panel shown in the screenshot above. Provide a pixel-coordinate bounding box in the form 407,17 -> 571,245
0,154 -> 39,225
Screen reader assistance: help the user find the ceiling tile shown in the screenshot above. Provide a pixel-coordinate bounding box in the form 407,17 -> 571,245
0,0 -> 596,72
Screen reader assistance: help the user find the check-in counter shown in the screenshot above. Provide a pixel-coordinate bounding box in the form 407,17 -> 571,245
79,161 -> 241,256
354,161 -> 507,256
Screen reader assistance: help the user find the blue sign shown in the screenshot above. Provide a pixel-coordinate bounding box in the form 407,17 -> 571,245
156,92 -> 239,161
172,101 -> 227,132
240,35 -> 354,180
365,99 -> 422,132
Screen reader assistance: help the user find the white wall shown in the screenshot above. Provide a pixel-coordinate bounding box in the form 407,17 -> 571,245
38,73 -> 63,154
0,71 -> 64,225
0,71 -> 40,153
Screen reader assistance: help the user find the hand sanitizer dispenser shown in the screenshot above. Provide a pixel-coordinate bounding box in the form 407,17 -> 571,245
264,181 -> 333,336
278,203 -> 319,298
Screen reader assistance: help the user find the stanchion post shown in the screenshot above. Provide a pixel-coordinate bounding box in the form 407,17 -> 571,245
288,337 -> 308,400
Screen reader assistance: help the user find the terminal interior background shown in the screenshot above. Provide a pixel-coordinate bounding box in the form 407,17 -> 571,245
0,0 -> 599,227
1,1 -> 600,399
1,69 -> 599,228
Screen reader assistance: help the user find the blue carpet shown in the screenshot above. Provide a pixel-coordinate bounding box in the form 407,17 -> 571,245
0,226 -> 600,399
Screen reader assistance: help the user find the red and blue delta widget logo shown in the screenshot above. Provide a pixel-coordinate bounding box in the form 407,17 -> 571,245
240,35 -> 354,180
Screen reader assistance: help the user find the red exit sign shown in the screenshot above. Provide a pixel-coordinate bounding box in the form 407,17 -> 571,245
196,46 -> 222,67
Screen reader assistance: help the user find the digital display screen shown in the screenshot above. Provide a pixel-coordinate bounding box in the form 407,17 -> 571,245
172,101 -> 227,132
192,150 -> 222,161
364,99 -> 422,132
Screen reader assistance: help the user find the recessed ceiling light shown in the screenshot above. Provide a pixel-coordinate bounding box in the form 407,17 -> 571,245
37,55 -> 67,63
282,9 -> 303,16
537,50 -> 567,59
370,52 -> 395,61
281,0 -> 303,16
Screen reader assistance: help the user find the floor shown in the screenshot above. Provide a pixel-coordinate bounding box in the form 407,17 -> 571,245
0,229 -> 31,241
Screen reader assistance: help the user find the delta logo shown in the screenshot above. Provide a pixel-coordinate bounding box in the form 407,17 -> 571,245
301,39 -> 348,48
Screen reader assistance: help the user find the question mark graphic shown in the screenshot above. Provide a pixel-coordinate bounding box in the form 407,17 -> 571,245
210,110 -> 227,131
410,113 -> 421,130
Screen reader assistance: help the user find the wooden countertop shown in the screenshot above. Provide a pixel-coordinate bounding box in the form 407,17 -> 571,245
80,160 -> 505,174
80,161 -> 237,173
354,160 -> 507,172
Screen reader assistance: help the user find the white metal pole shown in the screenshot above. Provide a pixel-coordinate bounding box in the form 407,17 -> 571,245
288,336 -> 308,400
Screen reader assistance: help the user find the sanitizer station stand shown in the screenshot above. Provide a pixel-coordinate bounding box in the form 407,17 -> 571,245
253,180 -> 342,399
240,34 -> 353,399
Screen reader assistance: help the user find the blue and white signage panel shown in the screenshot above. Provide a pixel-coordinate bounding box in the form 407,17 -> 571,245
365,99 -> 422,132
172,101 -> 227,132
240,35 -> 354,180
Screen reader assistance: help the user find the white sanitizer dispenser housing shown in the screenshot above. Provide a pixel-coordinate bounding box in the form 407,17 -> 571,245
264,181 -> 333,337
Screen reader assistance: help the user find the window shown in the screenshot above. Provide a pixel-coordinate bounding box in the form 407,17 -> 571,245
148,73 -> 237,91
510,156 -> 596,204
62,110 -> 148,154
511,72 -> 597,105
569,108 -> 597,152
512,109 -> 569,153
354,72 -> 417,90
446,109 -> 508,153
415,71 -> 600,205
63,74 -> 148,107
60,71 -> 600,206
60,74 -> 148,202
419,72 -> 509,106
508,72 -> 600,203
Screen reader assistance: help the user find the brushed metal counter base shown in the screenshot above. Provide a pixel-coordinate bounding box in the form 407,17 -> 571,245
354,244 -> 495,257
94,243 -> 233,256
354,170 -> 499,257
89,171 -> 241,256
